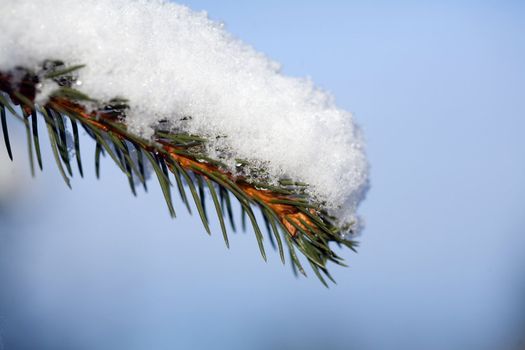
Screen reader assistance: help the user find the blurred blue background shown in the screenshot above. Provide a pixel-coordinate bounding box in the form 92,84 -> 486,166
0,1 -> 524,349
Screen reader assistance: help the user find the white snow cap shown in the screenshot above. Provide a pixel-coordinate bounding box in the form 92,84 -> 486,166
0,0 -> 369,230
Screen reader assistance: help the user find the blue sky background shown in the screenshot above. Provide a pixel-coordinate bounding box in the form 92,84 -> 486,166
0,1 -> 524,349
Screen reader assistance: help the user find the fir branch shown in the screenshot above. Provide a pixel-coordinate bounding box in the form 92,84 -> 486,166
0,63 -> 357,285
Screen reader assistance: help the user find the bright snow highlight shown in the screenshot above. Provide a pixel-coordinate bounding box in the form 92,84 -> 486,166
0,0 -> 369,228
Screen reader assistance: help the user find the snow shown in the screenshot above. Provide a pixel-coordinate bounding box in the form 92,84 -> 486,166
0,0 -> 369,230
